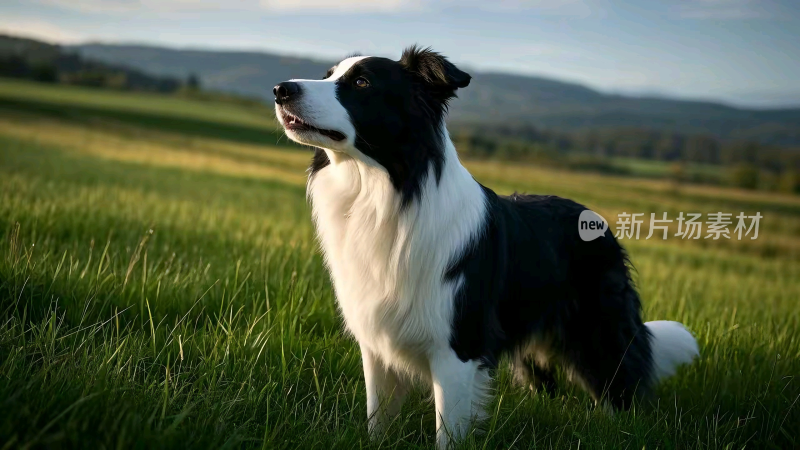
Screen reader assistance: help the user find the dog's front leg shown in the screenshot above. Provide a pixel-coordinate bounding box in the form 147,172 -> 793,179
361,345 -> 408,439
430,347 -> 488,449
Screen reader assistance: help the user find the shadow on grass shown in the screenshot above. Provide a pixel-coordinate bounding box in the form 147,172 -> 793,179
0,96 -> 298,149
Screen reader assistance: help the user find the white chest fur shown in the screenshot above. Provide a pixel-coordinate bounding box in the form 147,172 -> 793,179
307,142 -> 487,375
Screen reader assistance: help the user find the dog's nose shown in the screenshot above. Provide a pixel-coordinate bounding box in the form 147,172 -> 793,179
273,82 -> 300,105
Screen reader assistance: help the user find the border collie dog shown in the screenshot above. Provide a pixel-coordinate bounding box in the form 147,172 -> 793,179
274,46 -> 699,448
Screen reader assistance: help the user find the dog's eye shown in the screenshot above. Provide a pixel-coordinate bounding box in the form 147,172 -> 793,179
354,77 -> 370,88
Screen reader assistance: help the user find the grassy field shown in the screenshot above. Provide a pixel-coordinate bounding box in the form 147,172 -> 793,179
1,78 -> 798,449
607,157 -> 725,184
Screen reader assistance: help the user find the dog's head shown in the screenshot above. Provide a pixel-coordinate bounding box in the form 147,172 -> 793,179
274,46 -> 470,189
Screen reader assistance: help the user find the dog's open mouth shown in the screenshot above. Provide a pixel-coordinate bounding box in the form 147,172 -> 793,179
281,112 -> 346,142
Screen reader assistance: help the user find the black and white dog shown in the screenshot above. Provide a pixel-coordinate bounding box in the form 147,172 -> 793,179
274,46 -> 699,448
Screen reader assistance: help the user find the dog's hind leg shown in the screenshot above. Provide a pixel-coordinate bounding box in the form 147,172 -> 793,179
562,327 -> 651,411
512,350 -> 557,394
559,282 -> 655,410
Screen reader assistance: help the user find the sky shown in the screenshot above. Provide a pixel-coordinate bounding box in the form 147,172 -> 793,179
1,0 -> 799,108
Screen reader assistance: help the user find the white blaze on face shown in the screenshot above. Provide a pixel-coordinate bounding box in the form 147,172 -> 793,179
326,56 -> 368,81
275,56 -> 368,153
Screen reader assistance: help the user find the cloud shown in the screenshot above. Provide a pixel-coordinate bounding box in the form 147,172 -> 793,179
0,18 -> 86,43
33,0 -> 141,13
32,0 -> 597,15
465,0 -> 596,16
32,0 -> 261,13
676,0 -> 776,20
260,0 -> 417,13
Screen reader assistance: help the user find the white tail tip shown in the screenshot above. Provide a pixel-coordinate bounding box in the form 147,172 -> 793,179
645,320 -> 699,381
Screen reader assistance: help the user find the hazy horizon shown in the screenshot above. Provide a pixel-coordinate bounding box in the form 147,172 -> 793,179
2,0 -> 799,108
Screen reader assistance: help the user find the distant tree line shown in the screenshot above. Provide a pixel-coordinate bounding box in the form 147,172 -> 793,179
0,34 -> 188,93
451,124 -> 800,193
0,53 -> 186,93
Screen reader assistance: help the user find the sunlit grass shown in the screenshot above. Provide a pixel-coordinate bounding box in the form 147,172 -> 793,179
0,82 -> 798,449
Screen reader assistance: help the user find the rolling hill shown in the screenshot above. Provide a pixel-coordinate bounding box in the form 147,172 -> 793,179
0,35 -> 182,92
72,43 -> 800,146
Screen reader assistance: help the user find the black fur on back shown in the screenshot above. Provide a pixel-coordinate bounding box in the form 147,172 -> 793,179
446,188 -> 654,408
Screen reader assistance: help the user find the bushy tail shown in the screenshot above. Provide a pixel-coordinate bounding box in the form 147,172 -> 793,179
645,321 -> 699,381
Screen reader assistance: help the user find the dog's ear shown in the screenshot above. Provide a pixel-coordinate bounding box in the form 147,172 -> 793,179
400,45 -> 471,100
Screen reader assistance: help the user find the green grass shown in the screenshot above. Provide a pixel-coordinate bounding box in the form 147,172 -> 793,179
1,79 -> 799,449
606,157 -> 724,183
0,78 -> 273,128
0,78 -> 292,148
